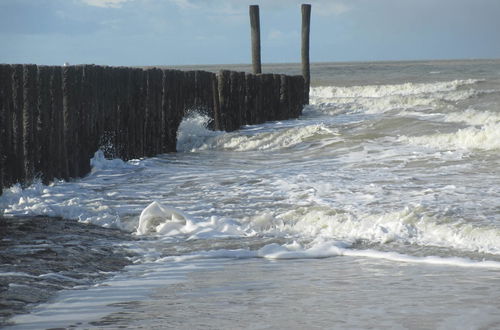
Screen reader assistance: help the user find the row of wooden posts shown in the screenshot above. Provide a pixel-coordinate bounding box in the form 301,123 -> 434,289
0,4 -> 311,194
0,65 -> 306,194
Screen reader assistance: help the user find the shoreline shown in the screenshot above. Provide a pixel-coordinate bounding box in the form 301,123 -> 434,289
0,216 -> 135,326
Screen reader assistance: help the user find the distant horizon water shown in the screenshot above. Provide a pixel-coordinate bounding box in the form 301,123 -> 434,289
4,56 -> 500,71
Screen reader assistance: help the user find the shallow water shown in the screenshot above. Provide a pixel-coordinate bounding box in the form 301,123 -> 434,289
0,216 -> 134,324
88,258 -> 500,330
6,256 -> 500,329
1,59 -> 500,328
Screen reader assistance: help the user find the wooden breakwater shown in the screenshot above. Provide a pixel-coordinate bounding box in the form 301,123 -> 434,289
0,64 -> 306,194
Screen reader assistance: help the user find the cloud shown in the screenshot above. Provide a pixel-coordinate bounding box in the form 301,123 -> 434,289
78,0 -> 352,17
166,0 -> 351,16
315,2 -> 351,16
267,29 -> 299,41
80,0 -> 131,8
170,0 -> 199,10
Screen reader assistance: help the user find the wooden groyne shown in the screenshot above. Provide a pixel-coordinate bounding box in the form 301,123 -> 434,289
0,64 -> 306,194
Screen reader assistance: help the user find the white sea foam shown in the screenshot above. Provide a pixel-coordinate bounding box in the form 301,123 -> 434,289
136,201 -> 189,235
131,199 -> 500,257
157,238 -> 500,269
340,248 -> 500,269
89,150 -> 135,171
310,79 -> 479,114
400,122 -> 500,151
176,114 -> 223,152
0,151 -> 144,228
179,119 -> 338,152
158,240 -> 349,262
444,109 -> 500,126
0,182 -> 120,228
243,206 -> 500,256
311,79 -> 479,99
134,201 -> 247,239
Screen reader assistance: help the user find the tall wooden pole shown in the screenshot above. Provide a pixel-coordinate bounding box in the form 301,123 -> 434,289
249,5 -> 262,74
301,4 -> 311,104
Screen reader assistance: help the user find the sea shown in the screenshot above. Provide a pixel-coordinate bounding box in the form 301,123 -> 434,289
1,59 -> 500,329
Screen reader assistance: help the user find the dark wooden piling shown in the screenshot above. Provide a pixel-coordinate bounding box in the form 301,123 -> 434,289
212,74 -> 221,131
259,74 -> 274,122
74,65 -> 90,178
244,73 -> 256,125
120,68 -> 133,159
217,70 -> 230,131
255,73 -> 266,123
144,68 -> 161,157
50,66 -> 65,181
22,65 -> 38,185
231,71 -> 245,129
161,70 -> 174,153
292,75 -> 306,117
11,65 -> 25,185
249,5 -> 262,74
279,74 -> 289,120
80,65 -> 98,174
36,66 -> 51,183
0,67 -> 4,191
62,66 -> 78,179
301,4 -> 311,104
168,69 -> 187,152
0,65 -> 11,190
133,68 -> 146,158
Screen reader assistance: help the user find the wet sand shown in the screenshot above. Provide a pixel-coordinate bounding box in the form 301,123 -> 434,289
0,216 -> 135,325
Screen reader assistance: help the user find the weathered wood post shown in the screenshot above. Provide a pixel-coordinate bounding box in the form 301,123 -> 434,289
37,66 -> 52,183
62,66 -> 76,179
49,66 -> 64,181
301,4 -> 311,104
0,65 -> 9,193
249,5 -> 262,74
11,65 -> 25,185
212,73 -> 221,131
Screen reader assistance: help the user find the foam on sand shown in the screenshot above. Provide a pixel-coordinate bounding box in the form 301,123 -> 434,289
136,201 -> 189,235
157,237 -> 500,269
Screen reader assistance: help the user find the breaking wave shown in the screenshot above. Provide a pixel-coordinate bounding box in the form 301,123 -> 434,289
310,79 -> 480,114
177,113 -> 338,152
312,79 -> 479,99
400,122 -> 500,151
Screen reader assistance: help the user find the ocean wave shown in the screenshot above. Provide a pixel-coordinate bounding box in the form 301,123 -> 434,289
310,79 -> 480,115
177,114 -> 339,152
176,113 -> 224,152
128,203 -> 497,258
444,109 -> 500,126
249,206 -> 500,256
311,79 -> 480,99
399,122 -> 500,151
133,201 -> 500,257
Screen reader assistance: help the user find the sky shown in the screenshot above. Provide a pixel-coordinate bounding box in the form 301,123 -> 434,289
1,0 -> 500,66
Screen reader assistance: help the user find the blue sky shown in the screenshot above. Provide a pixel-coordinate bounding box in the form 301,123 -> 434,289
1,0 -> 500,66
